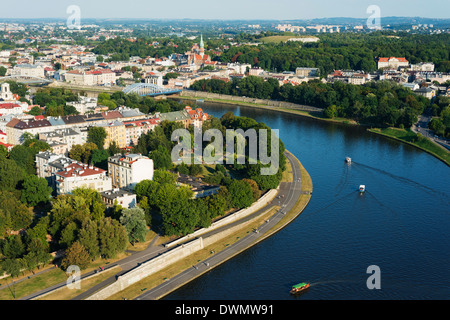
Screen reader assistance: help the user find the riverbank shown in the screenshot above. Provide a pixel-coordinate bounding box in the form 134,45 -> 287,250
105,151 -> 312,300
175,92 -> 449,166
367,128 -> 450,166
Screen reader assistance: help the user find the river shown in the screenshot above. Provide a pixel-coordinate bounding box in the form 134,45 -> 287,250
164,101 -> 450,300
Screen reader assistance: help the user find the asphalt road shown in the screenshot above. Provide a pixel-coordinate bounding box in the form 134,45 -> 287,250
412,112 -> 450,150
20,151 -> 305,301
135,151 -> 305,300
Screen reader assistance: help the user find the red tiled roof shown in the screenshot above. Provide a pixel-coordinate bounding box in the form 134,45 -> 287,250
56,163 -> 105,178
0,103 -> 22,109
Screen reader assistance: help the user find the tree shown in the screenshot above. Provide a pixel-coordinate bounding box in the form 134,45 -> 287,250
69,143 -> 98,164
119,207 -> 148,244
78,219 -> 100,260
1,235 -> 25,259
72,187 -> 106,221
28,106 -> 43,116
20,175 -> 53,207
228,180 -> 254,209
149,145 -> 173,170
87,127 -> 107,149
61,242 -> 91,271
324,104 -> 338,119
59,221 -> 78,249
9,145 -> 35,175
0,159 -> 25,192
91,148 -> 109,170
242,178 -> 261,201
97,217 -> 128,259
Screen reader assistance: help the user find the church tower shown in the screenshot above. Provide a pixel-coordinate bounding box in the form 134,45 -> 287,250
200,34 -> 205,58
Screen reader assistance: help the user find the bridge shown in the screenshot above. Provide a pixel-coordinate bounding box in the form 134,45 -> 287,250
0,75 -> 52,85
122,83 -> 182,97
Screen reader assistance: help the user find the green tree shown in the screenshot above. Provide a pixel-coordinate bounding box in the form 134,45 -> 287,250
97,217 -> 128,259
87,127 -> 107,149
61,242 -> 91,271
119,207 -> 148,244
78,219 -> 100,260
149,145 -> 173,170
20,175 -> 53,207
227,179 -> 254,209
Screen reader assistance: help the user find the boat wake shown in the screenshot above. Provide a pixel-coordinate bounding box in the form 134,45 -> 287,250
334,164 -> 350,197
351,161 -> 450,201
301,191 -> 355,222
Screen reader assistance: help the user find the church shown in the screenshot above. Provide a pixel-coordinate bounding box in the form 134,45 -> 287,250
186,35 -> 211,66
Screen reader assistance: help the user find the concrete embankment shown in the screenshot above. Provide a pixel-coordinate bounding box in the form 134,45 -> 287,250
85,152 -> 311,300
177,90 -> 323,113
85,188 -> 279,300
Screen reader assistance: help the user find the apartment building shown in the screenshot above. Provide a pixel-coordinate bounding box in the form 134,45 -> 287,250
12,64 -> 45,78
98,120 -> 127,149
123,118 -> 160,146
100,188 -> 137,209
65,69 -> 116,86
55,162 -> 112,195
377,57 -> 409,70
6,118 -> 52,145
108,154 -> 154,191
39,128 -> 85,154
35,151 -> 78,190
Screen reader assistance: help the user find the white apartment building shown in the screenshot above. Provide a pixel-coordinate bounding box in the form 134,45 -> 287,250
12,64 -> 45,78
65,69 -> 116,86
377,57 -> 409,70
145,73 -> 163,87
55,162 -> 112,195
108,154 -> 154,191
410,62 -> 435,72
66,96 -> 98,114
227,63 -> 252,75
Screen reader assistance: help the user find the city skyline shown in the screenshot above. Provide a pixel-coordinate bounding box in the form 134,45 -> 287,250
0,0 -> 449,20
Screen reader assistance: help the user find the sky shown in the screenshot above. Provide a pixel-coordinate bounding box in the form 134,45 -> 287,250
0,0 -> 449,20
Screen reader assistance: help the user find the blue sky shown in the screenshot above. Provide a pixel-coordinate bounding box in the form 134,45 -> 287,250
1,0 -> 449,20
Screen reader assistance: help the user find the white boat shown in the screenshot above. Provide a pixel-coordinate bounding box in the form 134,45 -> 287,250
345,157 -> 352,163
359,185 -> 366,193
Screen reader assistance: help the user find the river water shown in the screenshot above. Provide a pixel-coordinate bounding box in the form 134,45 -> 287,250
165,102 -> 450,300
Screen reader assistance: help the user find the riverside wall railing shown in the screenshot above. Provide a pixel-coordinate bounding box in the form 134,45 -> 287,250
180,90 -> 324,113
85,188 -> 278,300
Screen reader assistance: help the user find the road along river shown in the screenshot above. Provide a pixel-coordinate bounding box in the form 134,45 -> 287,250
164,100 -> 450,300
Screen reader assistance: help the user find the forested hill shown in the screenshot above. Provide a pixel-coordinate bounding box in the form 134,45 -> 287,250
191,77 -> 430,128
218,32 -> 450,75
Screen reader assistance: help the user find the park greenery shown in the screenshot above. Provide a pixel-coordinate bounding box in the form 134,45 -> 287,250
191,76 -> 431,128
133,112 -> 286,236
0,100 -> 287,284
219,32 -> 450,75
429,96 -> 450,138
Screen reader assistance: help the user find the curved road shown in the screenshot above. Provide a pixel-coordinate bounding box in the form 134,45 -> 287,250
135,151 -> 306,300
21,151 -> 306,300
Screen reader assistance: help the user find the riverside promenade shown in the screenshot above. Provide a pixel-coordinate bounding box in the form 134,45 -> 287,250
21,151 -> 311,301
135,151 -> 312,300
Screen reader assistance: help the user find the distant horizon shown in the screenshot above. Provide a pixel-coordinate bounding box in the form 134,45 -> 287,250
0,1 -> 448,20
0,16 -> 449,22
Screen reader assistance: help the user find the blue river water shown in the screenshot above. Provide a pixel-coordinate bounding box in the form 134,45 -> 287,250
165,102 -> 450,300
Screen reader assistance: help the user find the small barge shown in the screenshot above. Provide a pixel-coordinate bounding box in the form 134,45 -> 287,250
290,282 -> 310,294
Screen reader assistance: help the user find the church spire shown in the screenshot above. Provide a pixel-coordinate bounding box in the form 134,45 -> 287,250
200,34 -> 205,58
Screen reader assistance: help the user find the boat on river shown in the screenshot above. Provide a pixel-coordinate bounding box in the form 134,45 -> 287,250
345,157 -> 352,163
359,185 -> 366,193
290,282 -> 310,294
